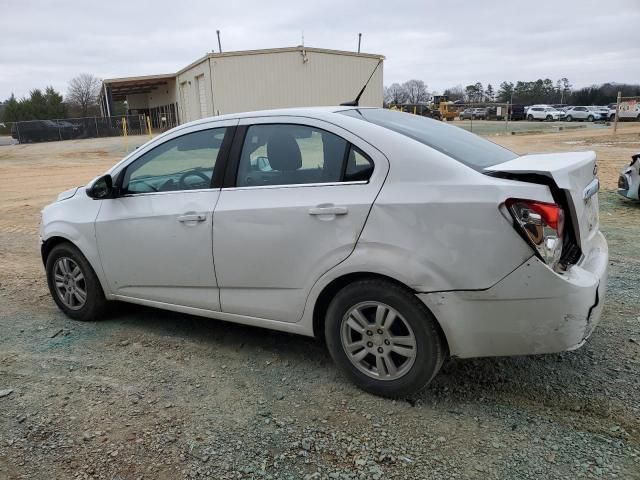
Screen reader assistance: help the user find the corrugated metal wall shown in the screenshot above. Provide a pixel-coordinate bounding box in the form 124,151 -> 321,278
176,49 -> 383,123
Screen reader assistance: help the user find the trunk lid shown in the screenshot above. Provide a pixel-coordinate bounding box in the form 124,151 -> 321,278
486,151 -> 600,257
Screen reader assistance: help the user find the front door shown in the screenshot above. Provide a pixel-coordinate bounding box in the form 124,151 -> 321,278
95,123 -> 234,310
212,117 -> 389,322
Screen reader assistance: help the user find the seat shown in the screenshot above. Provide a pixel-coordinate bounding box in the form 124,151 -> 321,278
266,131 -> 302,184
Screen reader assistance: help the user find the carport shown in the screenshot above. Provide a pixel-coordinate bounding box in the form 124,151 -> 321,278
100,74 -> 179,128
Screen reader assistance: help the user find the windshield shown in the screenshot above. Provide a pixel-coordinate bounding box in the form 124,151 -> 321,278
340,108 -> 518,170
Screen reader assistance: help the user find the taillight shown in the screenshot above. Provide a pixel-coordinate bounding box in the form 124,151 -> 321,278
506,198 -> 565,269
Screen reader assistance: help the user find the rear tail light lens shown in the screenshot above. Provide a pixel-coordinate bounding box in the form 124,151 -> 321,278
506,198 -> 565,270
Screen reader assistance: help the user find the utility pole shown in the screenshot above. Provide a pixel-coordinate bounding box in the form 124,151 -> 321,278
614,91 -> 621,134
216,30 -> 222,53
357,33 -> 362,53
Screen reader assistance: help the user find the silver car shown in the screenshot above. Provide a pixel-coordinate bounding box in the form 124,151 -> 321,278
40,107 -> 608,397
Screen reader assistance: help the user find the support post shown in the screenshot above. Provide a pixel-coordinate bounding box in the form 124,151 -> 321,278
613,91 -> 621,134
122,117 -> 128,153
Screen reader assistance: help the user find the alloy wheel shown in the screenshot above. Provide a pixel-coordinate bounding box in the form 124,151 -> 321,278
53,257 -> 87,310
340,301 -> 417,381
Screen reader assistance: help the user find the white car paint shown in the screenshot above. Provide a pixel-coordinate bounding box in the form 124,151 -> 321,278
526,107 -> 562,121
618,153 -> 640,201
564,106 -> 602,122
608,102 -> 640,122
41,107 -> 608,359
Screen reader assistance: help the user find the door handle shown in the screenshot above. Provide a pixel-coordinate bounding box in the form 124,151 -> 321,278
177,213 -> 206,223
308,206 -> 348,216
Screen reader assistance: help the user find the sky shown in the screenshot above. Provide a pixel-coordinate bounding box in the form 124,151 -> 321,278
1,0 -> 639,100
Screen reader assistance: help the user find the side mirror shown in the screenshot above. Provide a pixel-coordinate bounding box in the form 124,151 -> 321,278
86,174 -> 114,199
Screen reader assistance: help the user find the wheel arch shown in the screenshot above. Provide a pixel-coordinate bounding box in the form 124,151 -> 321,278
41,235 -> 74,265
311,271 -> 450,351
41,235 -> 110,297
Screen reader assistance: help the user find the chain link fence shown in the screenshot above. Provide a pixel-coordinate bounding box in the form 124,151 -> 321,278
3,115 -> 146,144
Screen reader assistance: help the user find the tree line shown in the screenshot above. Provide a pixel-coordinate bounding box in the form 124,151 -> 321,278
1,73 -> 104,123
386,78 -> 640,106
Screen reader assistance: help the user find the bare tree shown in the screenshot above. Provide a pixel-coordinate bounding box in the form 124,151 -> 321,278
67,73 -> 101,117
402,79 -> 429,104
384,83 -> 408,105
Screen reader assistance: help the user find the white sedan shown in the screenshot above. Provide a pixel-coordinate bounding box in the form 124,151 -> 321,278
40,107 -> 608,397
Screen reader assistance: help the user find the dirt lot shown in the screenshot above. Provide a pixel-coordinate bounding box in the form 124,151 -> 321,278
1,125 -> 639,479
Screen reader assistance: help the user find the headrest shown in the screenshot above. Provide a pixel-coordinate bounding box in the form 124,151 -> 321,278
266,132 -> 302,171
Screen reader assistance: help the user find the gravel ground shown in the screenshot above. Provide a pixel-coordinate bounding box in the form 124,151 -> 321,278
0,128 -> 639,479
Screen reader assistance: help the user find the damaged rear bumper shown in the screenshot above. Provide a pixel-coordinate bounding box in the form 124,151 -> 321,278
418,231 -> 608,359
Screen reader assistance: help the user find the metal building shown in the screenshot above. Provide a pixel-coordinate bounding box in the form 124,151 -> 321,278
100,46 -> 384,128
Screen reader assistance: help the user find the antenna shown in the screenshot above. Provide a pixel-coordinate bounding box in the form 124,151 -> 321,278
302,30 -> 305,47
340,58 -> 382,107
357,33 -> 362,53
216,30 -> 222,53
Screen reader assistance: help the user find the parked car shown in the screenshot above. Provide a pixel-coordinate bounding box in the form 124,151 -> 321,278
11,120 -> 61,143
459,108 -> 474,120
459,108 -> 486,120
592,106 -> 610,120
40,107 -> 608,397
526,106 -> 563,121
509,104 -> 527,120
564,106 -> 602,122
618,152 -> 640,201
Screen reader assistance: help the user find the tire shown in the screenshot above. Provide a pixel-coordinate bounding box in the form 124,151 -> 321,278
45,242 -> 107,321
546,115 -> 552,121
587,115 -> 594,122
566,115 -> 573,122
324,279 -> 446,398
527,114 -> 534,121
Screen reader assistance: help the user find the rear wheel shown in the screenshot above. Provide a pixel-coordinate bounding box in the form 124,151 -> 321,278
527,114 -> 534,121
325,279 -> 446,398
566,115 -> 573,122
46,243 -> 107,321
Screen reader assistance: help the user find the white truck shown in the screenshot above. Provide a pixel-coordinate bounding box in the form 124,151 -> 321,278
608,101 -> 640,121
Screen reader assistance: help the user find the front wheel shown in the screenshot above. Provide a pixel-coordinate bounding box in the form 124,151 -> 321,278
46,243 -> 107,321
325,279 -> 446,398
587,115 -> 594,122
546,115 -> 553,121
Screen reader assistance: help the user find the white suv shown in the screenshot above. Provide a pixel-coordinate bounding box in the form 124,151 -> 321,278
565,106 -> 602,122
526,106 -> 563,121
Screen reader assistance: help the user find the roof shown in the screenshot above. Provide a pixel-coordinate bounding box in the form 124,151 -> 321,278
101,47 -> 384,100
177,46 -> 385,75
102,73 -> 175,101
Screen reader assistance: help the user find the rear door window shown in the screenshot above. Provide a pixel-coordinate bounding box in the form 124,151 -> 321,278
236,124 -> 374,187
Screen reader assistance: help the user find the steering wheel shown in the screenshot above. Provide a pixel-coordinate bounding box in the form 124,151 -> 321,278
179,170 -> 210,190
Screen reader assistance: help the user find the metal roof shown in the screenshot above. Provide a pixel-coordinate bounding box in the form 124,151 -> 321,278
102,74 -> 175,101
101,46 -> 384,100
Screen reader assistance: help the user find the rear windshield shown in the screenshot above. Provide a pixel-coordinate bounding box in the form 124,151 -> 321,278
340,108 -> 518,170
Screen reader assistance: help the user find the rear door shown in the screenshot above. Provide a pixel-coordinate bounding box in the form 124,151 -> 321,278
212,116 -> 389,322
